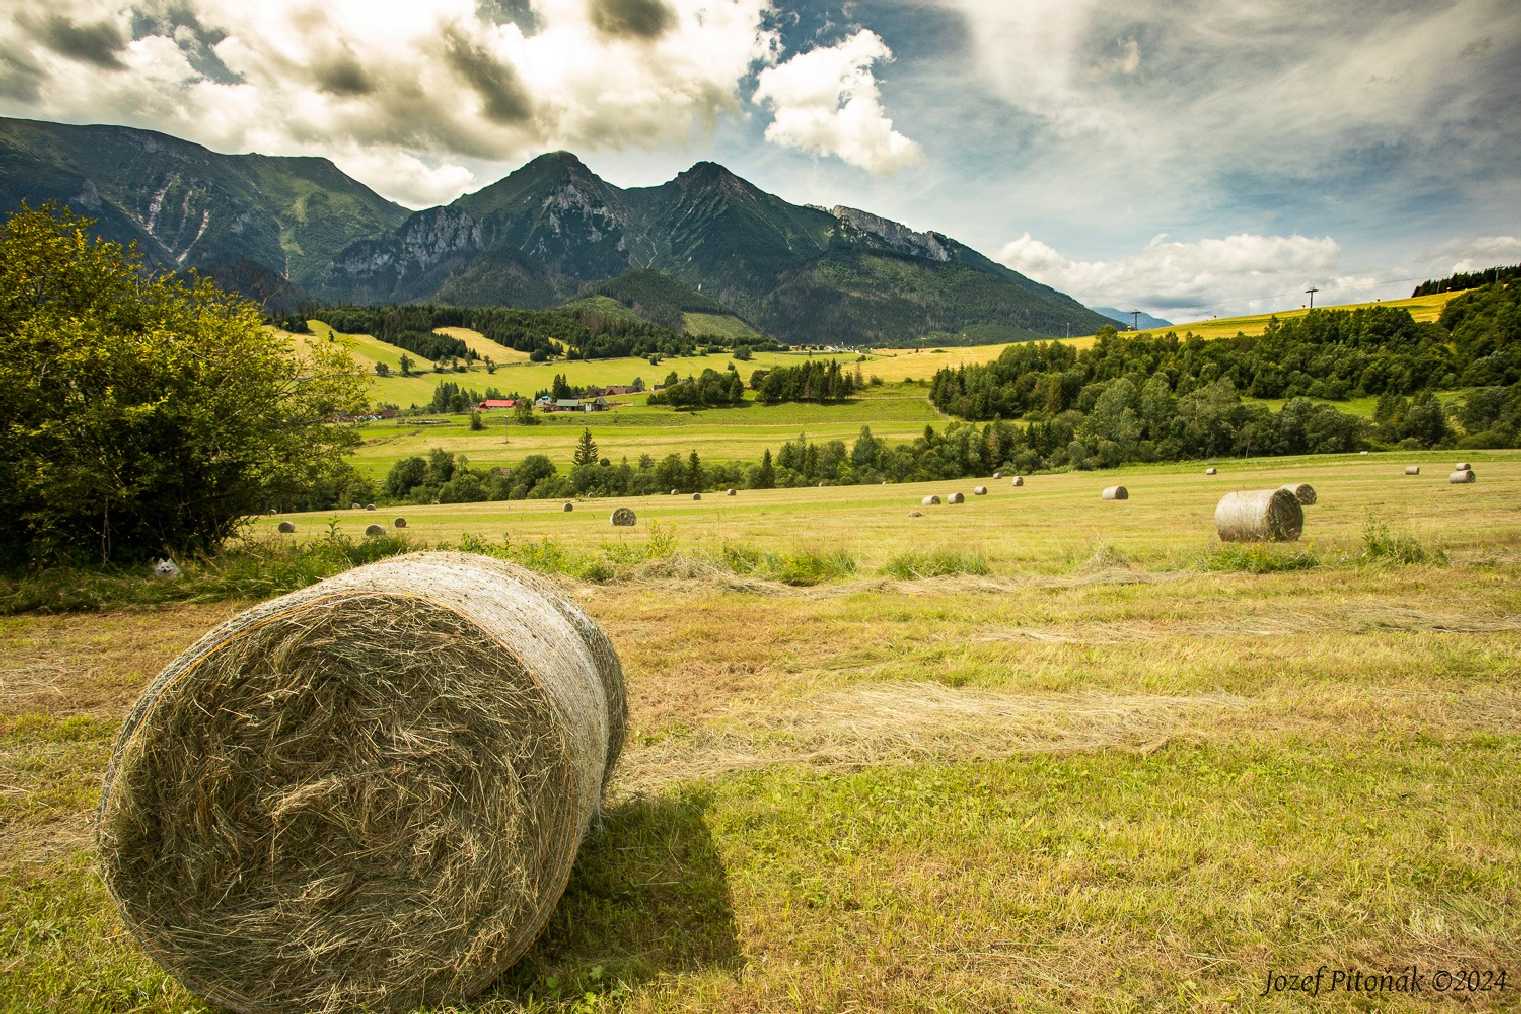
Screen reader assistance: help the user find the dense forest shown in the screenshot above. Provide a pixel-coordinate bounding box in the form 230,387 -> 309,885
751,360 -> 862,404
646,367 -> 747,408
1413,264 -> 1521,296
317,302 -> 694,361
589,268 -> 728,332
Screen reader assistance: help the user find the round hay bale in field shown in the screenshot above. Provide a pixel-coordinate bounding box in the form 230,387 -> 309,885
97,552 -> 627,1014
1405,465 -> 1421,476
670,488 -> 679,495
276,521 -> 296,534
691,492 -> 702,500
267,509 -> 277,516
1450,468 -> 1476,484
1010,476 -> 1024,487
1455,462 -> 1472,471
1214,488 -> 1303,543
1359,450 -> 1369,455
947,491 -> 966,504
562,502 -> 574,512
1280,482 -> 1316,504
351,502 -> 362,511
1102,485 -> 1128,500
1205,467 -> 1217,476
610,508 -> 636,527
726,488 -> 736,496
366,503 -> 377,512
973,485 -> 988,495
921,494 -> 940,506
992,470 -> 1002,479
394,517 -> 408,528
364,524 -> 385,538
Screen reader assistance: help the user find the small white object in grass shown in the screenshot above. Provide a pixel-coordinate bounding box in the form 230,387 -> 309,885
1205,467 -> 1217,476
1455,461 -> 1472,471
1405,465 -> 1421,476
351,503 -> 361,511
152,558 -> 181,580
726,488 -> 736,496
973,485 -> 988,496
277,521 -> 296,533
1010,476 -> 1024,487
921,494 -> 940,506
670,489 -> 678,495
992,471 -> 1002,479
1360,450 -> 1369,455
1102,485 -> 1128,500
1449,468 -> 1476,484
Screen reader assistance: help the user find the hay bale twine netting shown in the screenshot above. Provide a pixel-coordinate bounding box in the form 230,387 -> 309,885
1102,485 -> 1128,500
609,507 -> 636,527
1450,468 -> 1476,484
97,552 -> 627,1013
1214,488 -> 1303,543
1280,482 -> 1317,504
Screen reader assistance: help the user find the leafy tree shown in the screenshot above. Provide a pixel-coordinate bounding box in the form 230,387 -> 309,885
385,457 -> 428,497
0,205 -> 365,564
469,410 -> 484,431
399,353 -> 414,376
514,400 -> 537,425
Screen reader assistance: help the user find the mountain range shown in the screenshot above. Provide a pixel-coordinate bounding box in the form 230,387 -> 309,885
0,117 -> 1111,345
1090,306 -> 1174,330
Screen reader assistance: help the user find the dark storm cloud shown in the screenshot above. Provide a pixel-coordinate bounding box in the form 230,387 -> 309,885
19,13 -> 129,70
442,28 -> 533,125
589,0 -> 675,40
312,52 -> 375,97
0,48 -> 43,102
129,4 -> 241,84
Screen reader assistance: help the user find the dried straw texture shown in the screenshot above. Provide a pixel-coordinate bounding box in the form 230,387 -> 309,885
1280,482 -> 1317,504
1214,488 -> 1303,542
1450,469 -> 1476,484
1405,465 -> 1421,476
1102,485 -> 1128,500
610,508 -> 636,527
97,552 -> 626,1014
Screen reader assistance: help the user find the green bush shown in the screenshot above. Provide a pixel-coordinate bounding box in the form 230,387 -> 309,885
882,549 -> 991,579
1201,544 -> 1321,574
1359,514 -> 1446,566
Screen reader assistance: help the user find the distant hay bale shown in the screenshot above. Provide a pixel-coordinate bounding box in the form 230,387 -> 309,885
726,488 -> 736,496
1205,467 -> 1217,476
1449,468 -> 1476,484
351,502 -> 362,510
562,502 -> 574,512
365,524 -> 385,538
1280,482 -> 1317,504
1010,476 -> 1024,487
908,511 -> 923,518
267,509 -> 277,516
97,552 -> 626,1014
1215,488 -> 1303,543
973,485 -> 988,495
921,494 -> 940,506
670,488 -> 678,495
610,508 -> 636,527
1405,465 -> 1421,476
366,503 -> 377,512
276,521 -> 296,534
691,492 -> 702,500
394,517 -> 408,528
1455,461 -> 1472,471
992,471 -> 1002,479
1102,485 -> 1128,500
947,491 -> 966,504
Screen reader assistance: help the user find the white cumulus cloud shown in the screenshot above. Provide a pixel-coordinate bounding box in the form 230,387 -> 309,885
752,29 -> 922,174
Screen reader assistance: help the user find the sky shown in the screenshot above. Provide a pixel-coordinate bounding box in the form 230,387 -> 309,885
2,0 -> 1518,322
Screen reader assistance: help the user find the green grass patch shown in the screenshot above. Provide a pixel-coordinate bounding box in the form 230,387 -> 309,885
1201,543 -> 1322,573
1359,513 -> 1447,566
881,548 -> 991,579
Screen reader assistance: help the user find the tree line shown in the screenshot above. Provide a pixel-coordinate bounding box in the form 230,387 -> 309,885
1413,264 -> 1521,297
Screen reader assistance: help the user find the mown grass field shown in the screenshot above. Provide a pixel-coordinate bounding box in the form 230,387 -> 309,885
349,383 -> 942,477
5,451 -> 1517,1011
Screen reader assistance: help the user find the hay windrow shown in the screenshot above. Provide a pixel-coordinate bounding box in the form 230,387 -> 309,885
96,552 -> 625,1014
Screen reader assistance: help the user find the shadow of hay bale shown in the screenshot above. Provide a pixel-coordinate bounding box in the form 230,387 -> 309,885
487,793 -> 741,1000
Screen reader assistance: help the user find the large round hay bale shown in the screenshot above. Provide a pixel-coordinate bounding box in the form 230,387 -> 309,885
1405,465 -> 1421,476
562,502 -> 574,512
366,503 -> 377,512
726,488 -> 737,496
1280,482 -> 1316,504
1205,467 -> 1217,476
97,553 -> 626,1014
947,491 -> 966,504
1455,462 -> 1472,471
1010,476 -> 1024,487
1449,468 -> 1476,484
691,492 -> 702,500
276,521 -> 296,534
972,485 -> 988,496
394,517 -> 408,528
921,494 -> 940,506
1215,488 -> 1303,542
364,524 -> 385,538
1102,485 -> 1128,500
610,507 -> 636,527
